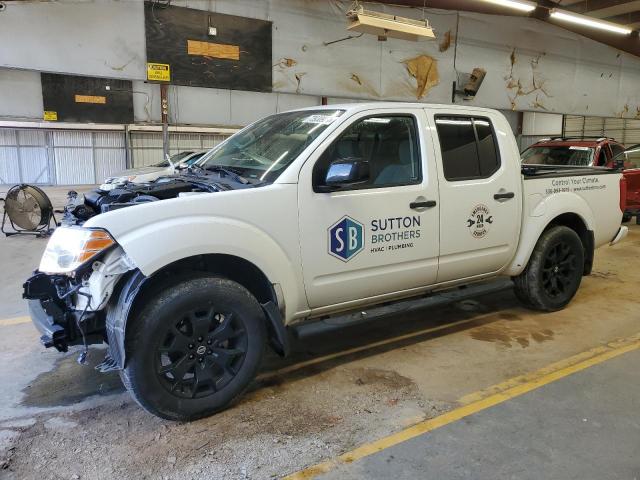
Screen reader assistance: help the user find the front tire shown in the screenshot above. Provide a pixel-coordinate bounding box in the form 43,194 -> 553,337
513,226 -> 584,312
121,276 -> 266,421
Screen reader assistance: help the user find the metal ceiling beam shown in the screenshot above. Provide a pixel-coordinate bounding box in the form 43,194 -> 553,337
363,0 -> 526,15
581,1 -> 640,19
371,1 -> 640,57
604,10 -> 640,24
564,0 -> 635,13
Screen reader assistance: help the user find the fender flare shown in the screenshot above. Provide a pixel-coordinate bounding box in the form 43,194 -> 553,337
104,269 -> 291,370
104,269 -> 147,369
505,191 -> 597,277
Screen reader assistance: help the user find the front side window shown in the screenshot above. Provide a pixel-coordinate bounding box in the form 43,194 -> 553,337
521,145 -> 595,167
313,115 -> 421,190
198,109 -> 344,183
435,116 -> 500,181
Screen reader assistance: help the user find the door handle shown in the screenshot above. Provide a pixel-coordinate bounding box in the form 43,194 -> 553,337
410,200 -> 437,209
494,192 -> 515,201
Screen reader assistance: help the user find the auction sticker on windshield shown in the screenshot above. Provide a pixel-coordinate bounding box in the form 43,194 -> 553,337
302,114 -> 340,125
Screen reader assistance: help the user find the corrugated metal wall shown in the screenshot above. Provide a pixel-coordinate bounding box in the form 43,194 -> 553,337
129,132 -> 231,167
0,127 -> 236,185
564,115 -> 640,145
0,128 -> 126,185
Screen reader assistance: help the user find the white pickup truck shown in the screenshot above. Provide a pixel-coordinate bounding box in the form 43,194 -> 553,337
24,103 -> 628,420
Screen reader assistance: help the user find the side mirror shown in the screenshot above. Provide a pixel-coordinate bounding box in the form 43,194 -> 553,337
318,158 -> 369,192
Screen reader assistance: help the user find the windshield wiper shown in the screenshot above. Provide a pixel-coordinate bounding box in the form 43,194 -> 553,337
205,165 -> 250,184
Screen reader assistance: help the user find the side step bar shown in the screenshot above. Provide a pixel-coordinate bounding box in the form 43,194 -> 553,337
292,278 -> 513,339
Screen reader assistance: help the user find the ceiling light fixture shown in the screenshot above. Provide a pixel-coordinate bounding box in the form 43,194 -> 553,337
346,6 -> 435,41
550,9 -> 632,35
479,0 -> 537,13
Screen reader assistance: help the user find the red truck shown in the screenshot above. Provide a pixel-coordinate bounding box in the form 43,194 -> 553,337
522,136 -> 639,222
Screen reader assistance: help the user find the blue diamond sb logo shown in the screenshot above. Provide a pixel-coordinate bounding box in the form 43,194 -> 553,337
328,216 -> 364,262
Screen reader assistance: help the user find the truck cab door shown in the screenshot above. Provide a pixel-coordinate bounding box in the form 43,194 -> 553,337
298,109 -> 440,310
430,112 -> 521,283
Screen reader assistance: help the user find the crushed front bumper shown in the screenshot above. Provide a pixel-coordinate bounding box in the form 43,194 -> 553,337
23,272 -> 105,352
28,298 -> 68,351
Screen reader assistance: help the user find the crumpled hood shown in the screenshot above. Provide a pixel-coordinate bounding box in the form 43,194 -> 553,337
111,165 -> 170,178
64,170 -> 259,226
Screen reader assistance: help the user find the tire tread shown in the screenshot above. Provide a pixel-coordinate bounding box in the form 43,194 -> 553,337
513,226 -> 584,312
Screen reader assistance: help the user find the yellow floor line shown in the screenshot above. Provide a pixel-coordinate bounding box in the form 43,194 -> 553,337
283,333 -> 640,480
0,316 -> 31,327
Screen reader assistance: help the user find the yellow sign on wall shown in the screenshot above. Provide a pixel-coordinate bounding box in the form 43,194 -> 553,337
43,111 -> 58,121
75,95 -> 107,104
187,40 -> 240,61
147,62 -> 171,82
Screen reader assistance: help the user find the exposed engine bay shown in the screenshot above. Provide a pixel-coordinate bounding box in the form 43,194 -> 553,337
62,169 -> 256,225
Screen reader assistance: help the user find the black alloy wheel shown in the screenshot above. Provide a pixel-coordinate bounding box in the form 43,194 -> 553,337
156,309 -> 248,399
540,240 -> 578,300
513,225 -> 585,312
121,276 -> 266,421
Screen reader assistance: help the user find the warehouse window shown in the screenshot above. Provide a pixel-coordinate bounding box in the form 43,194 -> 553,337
435,116 -> 500,181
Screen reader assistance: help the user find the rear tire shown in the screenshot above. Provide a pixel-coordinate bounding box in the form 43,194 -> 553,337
121,276 -> 266,421
513,226 -> 584,312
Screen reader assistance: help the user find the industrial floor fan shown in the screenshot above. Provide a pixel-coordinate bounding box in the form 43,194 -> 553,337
1,184 -> 58,237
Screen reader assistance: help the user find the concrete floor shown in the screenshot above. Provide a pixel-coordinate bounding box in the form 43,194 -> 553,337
0,186 -> 639,479
320,348 -> 640,480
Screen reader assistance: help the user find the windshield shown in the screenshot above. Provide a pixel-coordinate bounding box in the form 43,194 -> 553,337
521,145 -> 595,166
182,152 -> 205,166
153,151 -> 194,168
197,109 -> 344,183
614,146 -> 640,170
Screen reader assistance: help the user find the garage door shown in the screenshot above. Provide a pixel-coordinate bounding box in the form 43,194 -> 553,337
52,130 -> 126,185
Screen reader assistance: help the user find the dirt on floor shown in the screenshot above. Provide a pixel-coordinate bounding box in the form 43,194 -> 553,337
0,187 -> 639,479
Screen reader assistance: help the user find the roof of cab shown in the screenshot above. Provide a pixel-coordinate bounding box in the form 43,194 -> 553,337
290,102 -> 502,115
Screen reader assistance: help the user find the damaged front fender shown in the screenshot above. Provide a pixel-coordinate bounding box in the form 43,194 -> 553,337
104,269 -> 148,370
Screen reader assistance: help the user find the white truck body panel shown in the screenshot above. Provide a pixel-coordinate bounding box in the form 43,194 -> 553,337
506,173 -> 621,275
82,103 -> 624,325
84,184 -> 311,320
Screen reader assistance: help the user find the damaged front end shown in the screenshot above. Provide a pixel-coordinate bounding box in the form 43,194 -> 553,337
62,171 -> 250,225
24,272 -> 106,352
23,226 -> 136,368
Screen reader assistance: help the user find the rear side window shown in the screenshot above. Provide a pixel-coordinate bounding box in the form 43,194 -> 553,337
610,143 -> 625,158
435,116 -> 500,181
620,146 -> 640,169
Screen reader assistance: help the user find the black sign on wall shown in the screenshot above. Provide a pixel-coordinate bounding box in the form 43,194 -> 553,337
144,2 -> 272,92
41,73 -> 134,124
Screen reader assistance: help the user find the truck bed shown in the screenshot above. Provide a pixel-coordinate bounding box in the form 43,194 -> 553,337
521,164 -> 622,249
